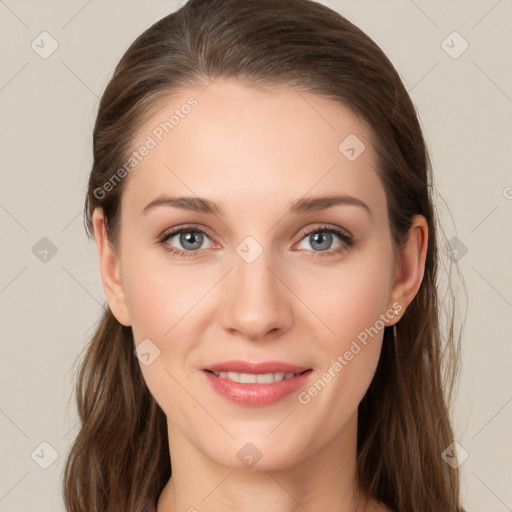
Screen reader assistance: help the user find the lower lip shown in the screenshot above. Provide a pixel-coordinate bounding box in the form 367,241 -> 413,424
203,370 -> 312,406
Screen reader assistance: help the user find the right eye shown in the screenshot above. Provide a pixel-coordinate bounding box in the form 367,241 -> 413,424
158,226 -> 216,258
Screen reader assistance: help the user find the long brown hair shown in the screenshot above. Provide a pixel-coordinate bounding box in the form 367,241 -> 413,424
62,0 -> 467,510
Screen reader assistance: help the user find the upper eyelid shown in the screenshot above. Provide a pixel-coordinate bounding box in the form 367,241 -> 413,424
297,223 -> 352,239
160,224 -> 215,242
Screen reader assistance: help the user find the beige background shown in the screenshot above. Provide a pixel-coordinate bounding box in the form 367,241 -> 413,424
1,1 -> 511,510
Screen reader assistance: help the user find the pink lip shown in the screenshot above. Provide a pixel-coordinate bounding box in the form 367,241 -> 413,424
203,360 -> 311,374
202,360 -> 313,407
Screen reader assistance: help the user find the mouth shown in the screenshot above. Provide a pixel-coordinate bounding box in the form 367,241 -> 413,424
201,360 -> 313,406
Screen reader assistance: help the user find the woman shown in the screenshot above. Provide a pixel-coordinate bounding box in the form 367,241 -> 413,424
62,0 -> 466,510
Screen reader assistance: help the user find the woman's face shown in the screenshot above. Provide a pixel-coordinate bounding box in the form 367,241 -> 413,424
94,78 -> 409,470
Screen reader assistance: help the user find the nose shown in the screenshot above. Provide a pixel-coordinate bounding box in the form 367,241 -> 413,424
220,243 -> 293,341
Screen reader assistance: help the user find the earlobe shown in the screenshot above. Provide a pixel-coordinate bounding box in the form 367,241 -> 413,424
91,208 -> 132,326
386,215 -> 429,326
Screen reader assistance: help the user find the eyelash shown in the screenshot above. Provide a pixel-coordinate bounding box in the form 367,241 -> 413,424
156,223 -> 354,259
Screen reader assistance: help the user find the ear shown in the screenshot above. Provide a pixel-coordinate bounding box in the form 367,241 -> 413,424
386,214 -> 429,326
92,208 -> 131,326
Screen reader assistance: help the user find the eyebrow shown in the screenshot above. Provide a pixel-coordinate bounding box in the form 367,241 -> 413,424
141,193 -> 372,217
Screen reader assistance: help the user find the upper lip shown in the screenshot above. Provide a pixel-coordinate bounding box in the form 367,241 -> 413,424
203,360 -> 311,374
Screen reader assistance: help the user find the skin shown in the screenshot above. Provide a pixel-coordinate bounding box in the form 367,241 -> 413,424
92,78 -> 428,512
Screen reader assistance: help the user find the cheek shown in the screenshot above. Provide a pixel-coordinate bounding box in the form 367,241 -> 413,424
121,245 -> 205,341
122,257 -> 197,411
124,268 -> 172,340
301,263 -> 391,419
309,249 -> 394,390
311,256 -> 392,346
333,268 -> 388,334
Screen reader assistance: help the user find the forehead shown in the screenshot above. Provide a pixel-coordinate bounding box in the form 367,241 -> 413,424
122,78 -> 385,218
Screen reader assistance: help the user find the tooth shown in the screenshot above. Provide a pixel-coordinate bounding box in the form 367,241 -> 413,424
214,371 -> 299,383
239,373 -> 257,383
226,371 -> 239,381
256,373 -> 275,384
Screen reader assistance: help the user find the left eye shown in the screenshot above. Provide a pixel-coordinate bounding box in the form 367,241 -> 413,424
296,228 -> 346,252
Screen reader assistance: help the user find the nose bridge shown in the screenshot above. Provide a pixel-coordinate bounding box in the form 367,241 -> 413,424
221,235 -> 292,339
